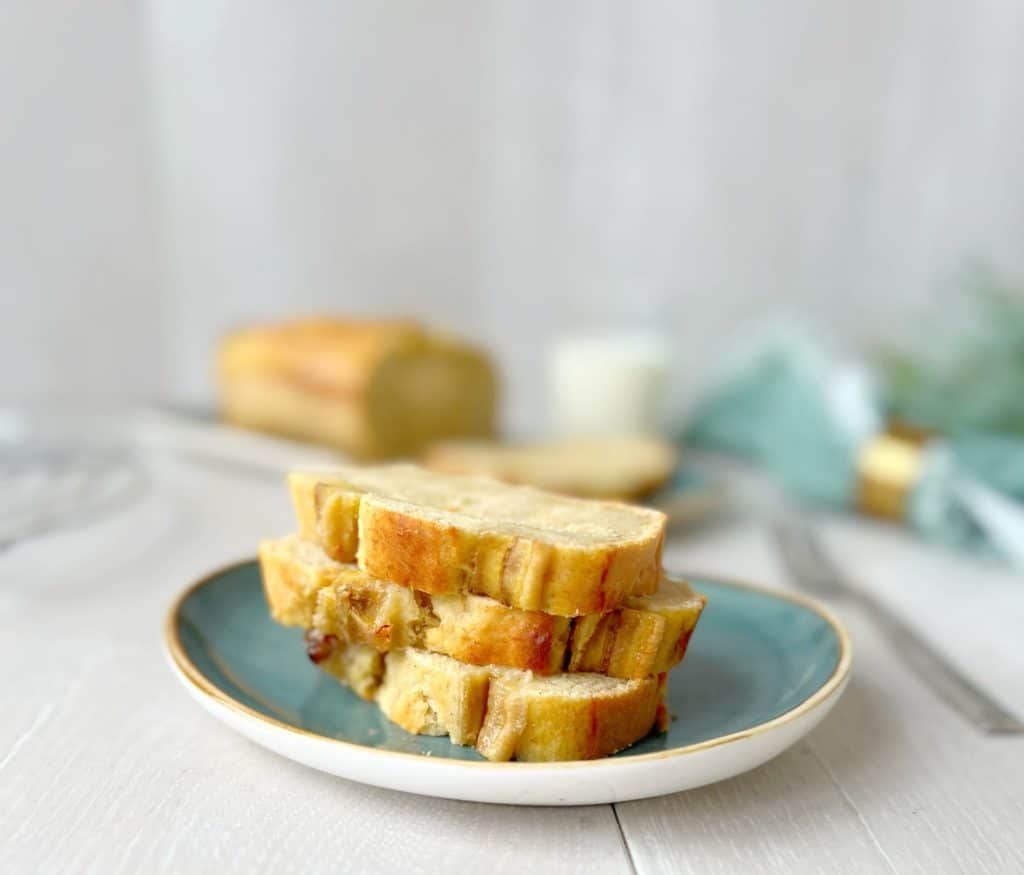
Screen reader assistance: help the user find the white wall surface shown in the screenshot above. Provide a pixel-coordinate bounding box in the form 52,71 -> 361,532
2,1 -> 1023,428
0,0 -> 162,404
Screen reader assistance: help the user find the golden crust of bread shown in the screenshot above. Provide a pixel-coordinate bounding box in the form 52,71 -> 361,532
327,645 -> 664,762
218,318 -> 425,398
217,319 -> 497,458
288,464 -> 667,616
260,535 -> 703,678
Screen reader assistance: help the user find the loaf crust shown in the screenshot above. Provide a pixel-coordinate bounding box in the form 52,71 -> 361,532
289,464 -> 667,615
315,641 -> 665,762
261,536 -> 703,678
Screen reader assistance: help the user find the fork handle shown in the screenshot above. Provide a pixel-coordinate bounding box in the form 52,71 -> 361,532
854,589 -> 1024,733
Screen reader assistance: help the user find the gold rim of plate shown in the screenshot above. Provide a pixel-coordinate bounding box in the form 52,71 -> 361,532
164,558 -> 854,771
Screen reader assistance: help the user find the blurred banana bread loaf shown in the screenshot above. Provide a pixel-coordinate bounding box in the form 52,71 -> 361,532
217,318 -> 497,458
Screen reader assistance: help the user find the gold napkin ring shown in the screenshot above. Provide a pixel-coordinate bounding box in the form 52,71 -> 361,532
856,434 -> 926,521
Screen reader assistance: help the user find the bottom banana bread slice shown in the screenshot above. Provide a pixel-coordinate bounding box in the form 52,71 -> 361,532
310,635 -> 666,762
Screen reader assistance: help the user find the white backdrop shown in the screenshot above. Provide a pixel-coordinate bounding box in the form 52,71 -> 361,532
3,1 -> 1024,430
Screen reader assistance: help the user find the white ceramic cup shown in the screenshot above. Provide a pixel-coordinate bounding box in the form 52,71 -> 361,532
548,334 -> 671,437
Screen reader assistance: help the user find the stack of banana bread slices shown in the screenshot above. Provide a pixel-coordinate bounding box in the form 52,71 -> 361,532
260,464 -> 705,762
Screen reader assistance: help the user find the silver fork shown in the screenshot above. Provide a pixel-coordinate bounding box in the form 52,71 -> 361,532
772,516 -> 1024,734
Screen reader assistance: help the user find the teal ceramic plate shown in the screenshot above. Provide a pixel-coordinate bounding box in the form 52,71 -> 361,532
165,560 -> 851,805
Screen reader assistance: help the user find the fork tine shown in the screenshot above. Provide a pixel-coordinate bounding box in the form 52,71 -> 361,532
771,516 -> 849,598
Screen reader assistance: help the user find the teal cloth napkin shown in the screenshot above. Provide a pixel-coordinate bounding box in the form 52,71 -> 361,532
686,332 -> 1024,568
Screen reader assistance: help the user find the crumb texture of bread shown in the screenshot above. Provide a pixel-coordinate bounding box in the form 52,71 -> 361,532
261,535 -> 702,678
423,435 -> 678,500
313,640 -> 385,701
376,650 -> 491,745
288,464 -> 667,616
218,319 -> 497,458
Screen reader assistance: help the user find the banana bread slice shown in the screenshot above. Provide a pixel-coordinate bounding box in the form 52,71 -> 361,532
313,639 -> 666,762
261,535 -> 704,678
288,464 -> 666,616
423,435 -> 677,500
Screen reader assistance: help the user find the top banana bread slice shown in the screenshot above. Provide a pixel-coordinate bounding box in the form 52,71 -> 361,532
289,463 -> 667,615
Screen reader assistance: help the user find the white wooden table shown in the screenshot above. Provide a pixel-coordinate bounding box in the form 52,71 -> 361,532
2,424 -> 1023,874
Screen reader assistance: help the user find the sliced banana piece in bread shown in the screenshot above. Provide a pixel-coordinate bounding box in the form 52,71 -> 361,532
571,583 -> 705,678
423,435 -> 677,500
473,666 -> 667,762
260,535 -> 704,678
288,463 -> 666,615
315,640 -> 665,762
